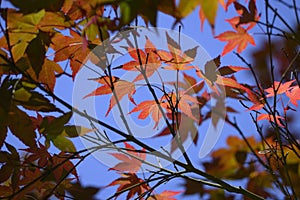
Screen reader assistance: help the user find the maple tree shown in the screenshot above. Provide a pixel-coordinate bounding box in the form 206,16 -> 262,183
0,0 -> 300,199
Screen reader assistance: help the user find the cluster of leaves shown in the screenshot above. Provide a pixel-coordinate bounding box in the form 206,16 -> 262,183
0,0 -> 299,199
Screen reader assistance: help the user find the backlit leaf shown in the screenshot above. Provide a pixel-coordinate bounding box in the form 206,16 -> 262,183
215,26 -> 255,55
177,0 -> 199,18
63,125 -> 93,137
107,173 -> 150,200
119,38 -> 162,82
199,0 -> 218,31
8,106 -> 36,148
51,152 -> 78,181
286,86 -> 300,107
52,135 -> 76,152
84,77 -> 136,116
129,100 -> 166,129
150,190 -> 182,200
52,31 -> 92,79
13,87 -> 59,112
257,113 -> 284,127
6,9 -> 45,61
163,33 -> 196,70
109,142 -> 146,173
265,80 -> 294,97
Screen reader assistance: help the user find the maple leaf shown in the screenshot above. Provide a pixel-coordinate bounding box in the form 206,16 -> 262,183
119,38 -> 162,82
265,80 -> 295,97
149,190 -> 182,200
25,58 -> 64,92
196,55 -> 221,85
199,0 -> 219,32
177,0 -> 223,31
4,9 -> 45,62
109,142 -> 146,173
257,113 -> 284,127
204,136 -> 258,178
225,0 -> 236,11
38,11 -> 74,32
286,86 -> 300,107
162,33 -> 197,70
215,76 -> 265,110
52,30 -> 94,79
129,100 -> 166,129
218,65 -> 249,76
181,72 -> 205,94
84,76 -> 136,116
51,152 -> 79,181
21,142 -> 51,167
164,90 -> 199,121
215,26 -> 255,56
107,173 -> 150,200
234,0 -> 260,29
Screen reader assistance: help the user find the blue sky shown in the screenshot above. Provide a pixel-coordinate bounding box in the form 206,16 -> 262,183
2,0 -> 299,199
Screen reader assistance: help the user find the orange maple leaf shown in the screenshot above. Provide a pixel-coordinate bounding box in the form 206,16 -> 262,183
216,76 -> 265,110
84,76 -> 136,116
109,142 -> 146,173
257,113 -> 284,127
107,173 -> 150,200
215,26 -> 255,56
150,190 -> 182,200
162,33 -> 197,70
120,38 -> 163,82
129,100 -> 166,129
265,80 -> 295,97
286,86 -> 300,107
164,91 -> 199,121
26,59 -> 64,92
52,30 -> 93,79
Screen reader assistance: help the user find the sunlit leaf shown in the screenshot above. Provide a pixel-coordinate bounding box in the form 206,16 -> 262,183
257,113 -> 284,127
265,80 -> 294,97
5,9 -> 45,62
84,77 -> 136,116
286,86 -> 300,107
129,100 -> 166,129
215,26 -> 255,55
52,30 -> 92,79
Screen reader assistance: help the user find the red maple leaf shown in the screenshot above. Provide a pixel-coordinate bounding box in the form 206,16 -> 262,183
107,173 -> 150,200
51,152 -> 79,181
109,142 -> 146,173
